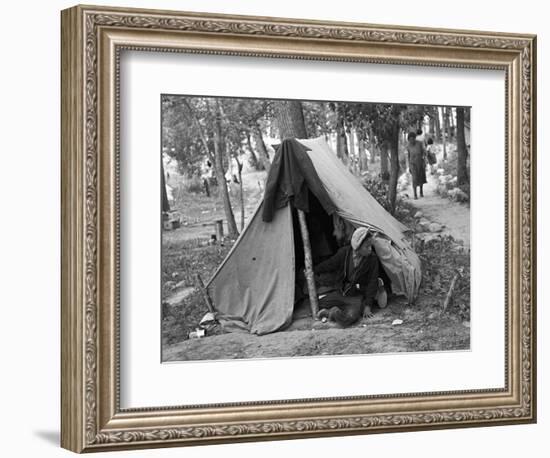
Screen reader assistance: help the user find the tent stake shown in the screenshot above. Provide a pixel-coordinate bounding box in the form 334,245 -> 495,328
297,209 -> 319,319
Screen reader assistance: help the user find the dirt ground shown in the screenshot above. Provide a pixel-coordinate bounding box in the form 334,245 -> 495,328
163,296 -> 469,361
407,173 -> 470,249
162,162 -> 470,362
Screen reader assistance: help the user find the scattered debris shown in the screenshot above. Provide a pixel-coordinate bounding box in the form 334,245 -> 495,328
414,211 -> 423,219
448,188 -> 469,202
163,211 -> 182,231
199,312 -> 217,326
392,319 -> 403,326
418,218 -> 431,231
188,328 -> 205,339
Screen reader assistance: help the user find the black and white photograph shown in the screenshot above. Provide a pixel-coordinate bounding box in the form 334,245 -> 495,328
160,95 -> 471,362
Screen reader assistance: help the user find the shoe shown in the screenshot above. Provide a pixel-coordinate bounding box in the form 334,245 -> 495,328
375,278 -> 388,309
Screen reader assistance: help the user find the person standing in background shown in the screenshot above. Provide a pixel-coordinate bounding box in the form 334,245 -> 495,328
406,131 -> 427,199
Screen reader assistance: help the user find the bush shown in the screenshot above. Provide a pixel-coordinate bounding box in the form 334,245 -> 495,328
363,176 -> 391,211
362,175 -> 410,218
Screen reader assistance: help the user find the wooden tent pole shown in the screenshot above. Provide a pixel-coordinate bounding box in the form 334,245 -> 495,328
297,209 -> 319,319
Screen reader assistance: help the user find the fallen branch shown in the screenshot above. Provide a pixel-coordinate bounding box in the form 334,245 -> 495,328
441,269 -> 462,314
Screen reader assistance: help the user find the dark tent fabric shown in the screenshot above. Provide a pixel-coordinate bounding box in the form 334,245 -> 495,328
262,138 -> 337,222
206,137 -> 421,335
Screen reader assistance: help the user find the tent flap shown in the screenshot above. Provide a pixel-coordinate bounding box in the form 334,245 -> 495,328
207,204 -> 295,335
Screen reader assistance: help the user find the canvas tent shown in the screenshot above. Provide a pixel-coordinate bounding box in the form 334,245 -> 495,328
205,136 -> 421,335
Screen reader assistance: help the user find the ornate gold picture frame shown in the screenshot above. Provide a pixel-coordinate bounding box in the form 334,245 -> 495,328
61,4 -> 536,453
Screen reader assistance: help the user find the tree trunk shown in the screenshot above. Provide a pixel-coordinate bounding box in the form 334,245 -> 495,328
335,108 -> 349,164
251,124 -> 271,172
348,128 -> 357,174
456,107 -> 469,188
246,131 -> 262,171
235,157 -> 245,231
369,128 -> 376,164
161,159 -> 170,212
357,132 -> 368,172
274,100 -> 308,140
434,109 -> 441,141
387,124 -> 400,214
380,141 -> 389,182
213,101 -> 239,238
448,107 -> 455,138
439,106 -> 447,161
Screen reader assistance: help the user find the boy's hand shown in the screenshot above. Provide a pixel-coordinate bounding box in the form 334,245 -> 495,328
363,305 -> 374,319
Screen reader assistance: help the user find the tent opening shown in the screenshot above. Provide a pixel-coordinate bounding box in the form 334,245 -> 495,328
290,189 -> 393,311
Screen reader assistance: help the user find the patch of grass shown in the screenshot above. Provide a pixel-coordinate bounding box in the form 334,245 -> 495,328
162,239 -> 233,292
415,234 -> 470,321
162,239 -> 234,345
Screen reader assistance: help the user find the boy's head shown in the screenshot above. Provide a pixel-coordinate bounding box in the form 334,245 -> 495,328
351,227 -> 373,256
427,137 -> 434,145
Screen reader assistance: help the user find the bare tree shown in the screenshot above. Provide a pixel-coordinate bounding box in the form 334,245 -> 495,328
211,99 -> 239,238
439,106 -> 448,161
456,107 -> 469,188
335,104 -> 349,164
161,159 -> 170,212
251,124 -> 271,171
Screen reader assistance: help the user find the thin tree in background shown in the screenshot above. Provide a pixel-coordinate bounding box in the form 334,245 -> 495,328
211,99 -> 239,238
434,107 -> 441,141
448,107 -> 455,138
348,127 -> 357,174
251,124 -> 271,171
335,104 -> 349,164
439,106 -> 448,161
357,130 -> 368,172
234,157 -> 245,231
369,128 -> 377,165
380,142 -> 389,181
456,107 -> 469,189
161,159 -> 170,212
386,122 -> 401,213
245,131 -> 260,170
